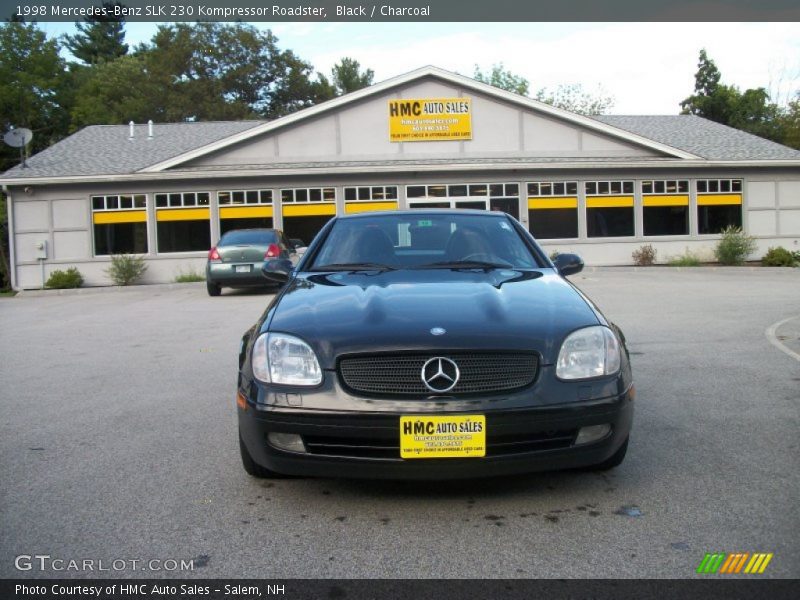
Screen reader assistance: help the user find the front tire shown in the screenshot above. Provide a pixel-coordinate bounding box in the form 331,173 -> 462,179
206,281 -> 221,296
587,436 -> 628,471
239,433 -> 280,478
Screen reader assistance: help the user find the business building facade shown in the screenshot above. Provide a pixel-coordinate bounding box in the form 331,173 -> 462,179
2,66 -> 799,289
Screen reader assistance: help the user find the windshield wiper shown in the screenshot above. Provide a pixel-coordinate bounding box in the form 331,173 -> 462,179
411,260 -> 513,271
311,262 -> 396,272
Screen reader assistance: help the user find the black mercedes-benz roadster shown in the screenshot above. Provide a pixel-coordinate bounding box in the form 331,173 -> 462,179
236,210 -> 633,480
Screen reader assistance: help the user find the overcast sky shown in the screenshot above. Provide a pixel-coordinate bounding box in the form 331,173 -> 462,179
39,21 -> 800,115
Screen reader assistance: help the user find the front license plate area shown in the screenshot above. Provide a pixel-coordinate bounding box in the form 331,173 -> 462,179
235,265 -> 251,273
400,415 -> 486,459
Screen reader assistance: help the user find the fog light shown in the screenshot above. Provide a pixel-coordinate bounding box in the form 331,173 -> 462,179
267,432 -> 306,453
575,424 -> 611,445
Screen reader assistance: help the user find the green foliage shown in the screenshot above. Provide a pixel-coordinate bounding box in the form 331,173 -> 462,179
63,2 -> 128,65
680,49 -> 783,143
714,226 -> 757,266
46,267 -> 83,289
0,193 -> 10,290
549,250 -> 560,261
535,83 -> 615,115
668,251 -> 701,267
174,268 -> 205,283
330,57 -> 374,95
632,244 -> 657,266
777,93 -> 800,150
106,254 -> 147,286
0,22 -> 69,171
761,246 -> 800,267
473,63 -> 530,96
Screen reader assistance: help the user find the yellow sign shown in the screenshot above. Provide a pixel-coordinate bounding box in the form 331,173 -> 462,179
400,415 -> 486,459
389,98 -> 472,142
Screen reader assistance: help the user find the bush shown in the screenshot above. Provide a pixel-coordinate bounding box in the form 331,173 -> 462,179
174,268 -> 205,283
45,267 -> 83,289
714,226 -> 757,266
632,244 -> 657,266
762,246 -> 799,267
668,251 -> 701,267
106,254 -> 147,286
549,250 -> 560,261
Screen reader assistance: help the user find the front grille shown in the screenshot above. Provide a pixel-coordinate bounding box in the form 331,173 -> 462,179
303,429 -> 577,460
338,352 -> 538,396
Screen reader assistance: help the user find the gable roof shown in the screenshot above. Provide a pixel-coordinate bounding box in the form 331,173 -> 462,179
2,66 -> 799,184
595,115 -> 800,161
1,120 -> 265,179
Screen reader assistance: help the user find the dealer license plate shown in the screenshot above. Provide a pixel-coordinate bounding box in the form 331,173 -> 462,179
235,265 -> 251,273
400,415 -> 486,459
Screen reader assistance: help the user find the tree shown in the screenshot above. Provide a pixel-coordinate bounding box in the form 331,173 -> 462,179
63,1 -> 128,65
331,57 -> 374,95
0,22 -> 69,170
473,63 -> 529,96
681,49 -> 784,143
535,84 -> 615,115
777,93 -> 800,149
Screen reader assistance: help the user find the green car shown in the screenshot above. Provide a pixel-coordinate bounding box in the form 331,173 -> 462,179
205,229 -> 298,296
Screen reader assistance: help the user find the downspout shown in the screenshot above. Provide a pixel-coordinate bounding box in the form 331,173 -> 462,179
1,184 -> 17,291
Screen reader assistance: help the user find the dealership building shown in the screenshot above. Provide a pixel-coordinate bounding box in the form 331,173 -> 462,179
2,66 -> 799,289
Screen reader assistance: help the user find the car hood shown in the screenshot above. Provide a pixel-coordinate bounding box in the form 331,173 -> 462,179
267,269 -> 601,369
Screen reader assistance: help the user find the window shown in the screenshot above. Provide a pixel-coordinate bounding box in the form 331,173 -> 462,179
585,181 -> 634,238
218,189 -> 274,235
527,181 -> 579,239
343,186 -> 399,214
404,182 -> 519,218
91,194 -> 148,255
696,179 -> 743,234
642,180 -> 689,236
280,187 -> 336,203
154,191 -> 211,253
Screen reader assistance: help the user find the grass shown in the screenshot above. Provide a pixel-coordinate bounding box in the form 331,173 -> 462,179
668,251 -> 701,267
174,269 -> 205,283
0,289 -> 17,297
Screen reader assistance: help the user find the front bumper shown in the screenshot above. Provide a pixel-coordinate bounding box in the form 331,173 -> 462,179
238,388 -> 634,480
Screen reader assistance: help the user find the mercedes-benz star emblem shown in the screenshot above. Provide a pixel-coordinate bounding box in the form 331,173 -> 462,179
421,357 -> 460,393
430,327 -> 446,336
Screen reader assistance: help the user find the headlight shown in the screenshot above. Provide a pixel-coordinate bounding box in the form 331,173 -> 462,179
251,333 -> 322,386
556,326 -> 621,380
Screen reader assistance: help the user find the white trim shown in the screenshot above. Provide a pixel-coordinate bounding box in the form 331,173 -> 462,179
138,66 -> 700,172
4,159 -> 800,187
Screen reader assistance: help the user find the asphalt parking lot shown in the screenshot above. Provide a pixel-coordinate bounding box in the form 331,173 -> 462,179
1,267 -> 798,579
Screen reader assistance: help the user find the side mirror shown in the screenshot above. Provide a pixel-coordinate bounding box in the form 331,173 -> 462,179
553,253 -> 584,277
289,238 -> 305,249
262,258 -> 293,284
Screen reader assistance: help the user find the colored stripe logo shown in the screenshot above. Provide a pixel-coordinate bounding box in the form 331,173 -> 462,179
696,552 -> 773,574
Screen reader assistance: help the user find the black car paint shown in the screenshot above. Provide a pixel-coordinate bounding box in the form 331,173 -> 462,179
237,210 -> 633,479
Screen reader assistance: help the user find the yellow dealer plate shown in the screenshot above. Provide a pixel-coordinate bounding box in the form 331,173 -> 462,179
400,415 -> 486,459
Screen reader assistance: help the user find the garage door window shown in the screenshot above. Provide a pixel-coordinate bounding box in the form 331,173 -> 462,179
218,189 -> 273,235
585,181 -> 635,238
344,186 -> 399,213
155,192 -> 211,253
696,179 -> 743,234
527,181 -> 578,239
92,194 -> 148,255
642,180 -> 689,236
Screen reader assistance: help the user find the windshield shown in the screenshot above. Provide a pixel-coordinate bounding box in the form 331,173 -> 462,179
218,230 -> 276,246
309,213 -> 542,271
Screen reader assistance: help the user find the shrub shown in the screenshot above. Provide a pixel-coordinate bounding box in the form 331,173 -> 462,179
45,267 -> 83,289
714,226 -> 757,266
174,268 -> 205,283
632,244 -> 657,266
549,250 -> 560,261
668,251 -> 701,267
762,246 -> 799,267
106,254 -> 147,286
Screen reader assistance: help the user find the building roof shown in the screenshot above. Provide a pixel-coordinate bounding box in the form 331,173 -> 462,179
1,120 -> 265,179
595,115 -> 800,161
2,65 -> 799,183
